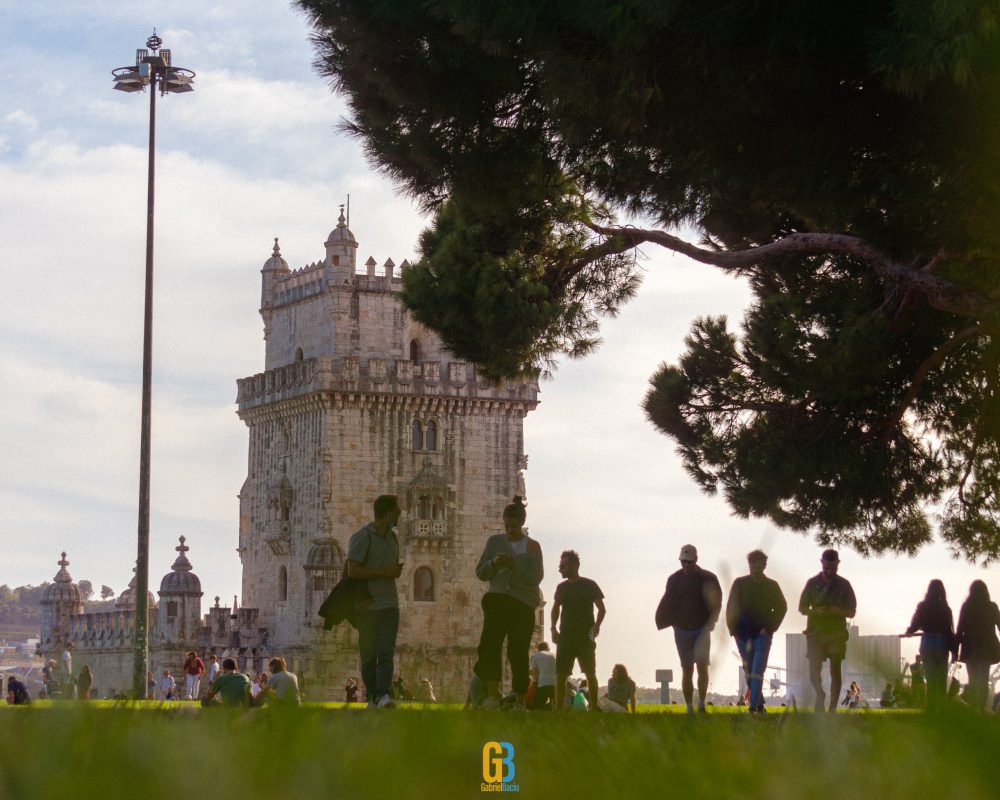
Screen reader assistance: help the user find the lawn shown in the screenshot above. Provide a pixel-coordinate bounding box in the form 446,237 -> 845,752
1,703 -> 997,799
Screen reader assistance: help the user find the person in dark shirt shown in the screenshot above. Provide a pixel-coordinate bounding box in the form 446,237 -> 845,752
904,579 -> 954,711
955,579 -> 1000,711
798,549 -> 857,713
726,549 -> 787,714
656,544 -> 722,713
7,676 -> 30,705
551,550 -> 605,712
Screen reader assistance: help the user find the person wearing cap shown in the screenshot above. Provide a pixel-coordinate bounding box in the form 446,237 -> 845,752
655,544 -> 722,712
726,550 -> 787,713
798,549 -> 857,713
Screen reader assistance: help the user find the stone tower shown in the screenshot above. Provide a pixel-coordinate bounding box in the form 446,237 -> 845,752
235,211 -> 539,699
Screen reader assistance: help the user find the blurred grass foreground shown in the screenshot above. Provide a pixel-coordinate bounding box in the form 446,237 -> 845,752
2,704 -> 1000,799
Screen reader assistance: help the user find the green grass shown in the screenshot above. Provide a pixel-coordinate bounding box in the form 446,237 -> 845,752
1,704 -> 998,799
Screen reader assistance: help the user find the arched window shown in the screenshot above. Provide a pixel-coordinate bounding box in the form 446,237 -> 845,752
294,347 -> 304,362
425,420 -> 437,451
411,420 -> 423,450
409,339 -> 421,362
166,601 -> 178,618
413,567 -> 435,602
278,566 -> 288,601
432,497 -> 445,520
418,495 -> 430,519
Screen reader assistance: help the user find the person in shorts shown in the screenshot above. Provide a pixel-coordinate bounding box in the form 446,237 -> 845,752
551,550 -> 605,712
655,544 -> 722,712
528,641 -> 557,710
798,549 -> 857,713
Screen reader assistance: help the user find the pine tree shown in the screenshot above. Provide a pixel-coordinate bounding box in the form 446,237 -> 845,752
298,0 -> 1000,559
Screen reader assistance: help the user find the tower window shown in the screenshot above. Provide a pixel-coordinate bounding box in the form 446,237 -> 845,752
278,566 -> 288,601
410,339 -> 421,362
166,601 -> 178,618
411,420 -> 423,450
418,495 -> 430,519
432,497 -> 445,520
413,567 -> 435,602
294,348 -> 304,362
425,420 -> 437,451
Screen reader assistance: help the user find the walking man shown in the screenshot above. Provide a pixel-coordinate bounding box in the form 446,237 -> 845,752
528,642 -> 557,710
551,551 -> 605,712
347,494 -> 403,710
655,544 -> 722,713
726,549 -> 787,713
182,651 -> 206,700
798,549 -> 857,713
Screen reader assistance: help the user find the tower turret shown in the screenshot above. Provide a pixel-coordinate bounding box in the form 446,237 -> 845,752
40,552 -> 83,651
261,237 -> 289,310
323,206 -> 357,277
156,536 -> 203,643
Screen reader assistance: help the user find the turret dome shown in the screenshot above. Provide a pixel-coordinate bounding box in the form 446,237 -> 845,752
42,553 -> 82,605
158,536 -> 203,596
262,237 -> 289,272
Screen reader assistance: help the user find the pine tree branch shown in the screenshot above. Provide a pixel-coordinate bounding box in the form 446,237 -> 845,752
585,223 -> 996,321
879,324 -> 996,438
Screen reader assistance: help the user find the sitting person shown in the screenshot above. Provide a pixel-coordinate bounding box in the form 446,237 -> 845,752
255,657 -> 300,707
201,658 -> 251,707
7,675 -> 31,705
606,664 -> 637,713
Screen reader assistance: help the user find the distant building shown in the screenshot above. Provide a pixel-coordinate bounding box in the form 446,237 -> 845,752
786,626 -> 901,706
38,211 -> 541,700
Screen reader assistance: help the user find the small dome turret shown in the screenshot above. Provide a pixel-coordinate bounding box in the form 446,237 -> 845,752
159,536 -> 202,596
42,553 -> 82,606
262,237 -> 289,272
117,564 -> 156,609
324,206 -> 358,268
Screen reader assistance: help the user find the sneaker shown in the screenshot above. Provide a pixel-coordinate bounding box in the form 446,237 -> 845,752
480,696 -> 501,710
375,694 -> 396,710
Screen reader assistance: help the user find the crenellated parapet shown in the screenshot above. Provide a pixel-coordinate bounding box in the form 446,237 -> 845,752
236,355 -> 538,413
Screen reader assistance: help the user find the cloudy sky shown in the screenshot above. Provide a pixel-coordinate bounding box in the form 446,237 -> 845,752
3,2 -> 997,696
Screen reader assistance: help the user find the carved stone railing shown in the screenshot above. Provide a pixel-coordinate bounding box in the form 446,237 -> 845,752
237,355 -> 538,412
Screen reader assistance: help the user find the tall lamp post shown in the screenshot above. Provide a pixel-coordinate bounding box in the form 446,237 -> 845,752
112,32 -> 195,699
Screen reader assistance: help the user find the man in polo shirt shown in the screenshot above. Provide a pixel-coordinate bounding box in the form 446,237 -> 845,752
347,494 -> 403,710
726,549 -> 787,713
657,544 -> 722,713
798,549 -> 857,713
551,550 -> 605,712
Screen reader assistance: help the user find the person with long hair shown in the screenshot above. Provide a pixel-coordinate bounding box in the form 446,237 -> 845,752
904,578 -> 956,711
77,665 -> 93,701
472,496 -> 544,708
607,663 -> 637,713
955,580 -> 1000,710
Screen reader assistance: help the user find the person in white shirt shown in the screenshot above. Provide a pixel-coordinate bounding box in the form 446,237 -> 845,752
528,641 -> 557,710
205,654 -> 220,689
256,657 -> 300,707
159,670 -> 176,700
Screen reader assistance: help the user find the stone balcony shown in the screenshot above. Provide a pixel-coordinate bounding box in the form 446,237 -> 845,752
236,356 -> 538,413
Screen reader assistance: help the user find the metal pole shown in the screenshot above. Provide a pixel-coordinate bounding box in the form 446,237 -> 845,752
133,78 -> 157,700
